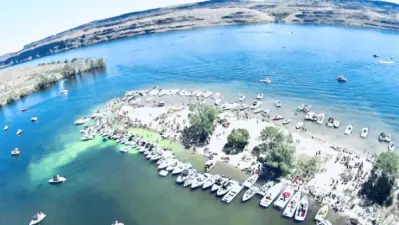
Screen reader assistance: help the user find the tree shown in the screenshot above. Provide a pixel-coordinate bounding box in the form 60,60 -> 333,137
265,143 -> 296,177
260,126 -> 279,142
227,128 -> 250,148
294,155 -> 322,180
360,152 -> 399,205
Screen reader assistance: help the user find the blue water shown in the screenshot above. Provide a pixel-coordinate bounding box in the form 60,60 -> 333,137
1,24 -> 399,225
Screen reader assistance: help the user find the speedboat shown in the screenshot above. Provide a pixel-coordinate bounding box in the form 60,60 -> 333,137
305,112 -> 317,121
344,125 -> 353,135
211,176 -> 228,192
112,220 -> 124,225
31,117 -> 38,122
314,205 -> 329,221
183,172 -> 198,187
273,186 -> 294,209
272,115 -> 284,120
239,94 -> 246,101
337,75 -> 347,82
303,104 -> 312,112
260,182 -> 283,208
254,108 -> 264,114
326,117 -> 334,127
166,160 -> 179,171
295,196 -> 309,222
282,191 -> 301,218
159,170 -> 169,177
61,89 -> 69,95
242,186 -> 259,202
250,100 -> 261,109
243,174 -> 259,188
11,148 -> 20,156
360,127 -> 369,138
282,119 -> 291,125
295,121 -> 304,129
204,160 -> 216,172
259,77 -> 272,83
29,212 -> 46,225
389,142 -> 395,152
191,173 -> 209,189
240,104 -> 249,110
297,104 -> 305,111
379,132 -> 391,142
256,93 -> 264,100
214,98 -> 221,106
176,169 -> 195,183
222,184 -> 243,203
16,129 -> 23,136
172,163 -> 192,175
119,147 -> 129,153
203,174 -> 219,189
4,125 -> 8,131
217,180 -> 237,196
275,100 -> 282,108
316,113 -> 325,124
158,158 -> 177,170
48,175 -> 67,184
333,120 -> 340,128
257,181 -> 274,196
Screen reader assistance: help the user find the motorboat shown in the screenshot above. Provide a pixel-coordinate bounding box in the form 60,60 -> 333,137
29,212 -> 46,225
316,220 -> 332,225
221,102 -> 239,110
275,100 -> 282,108
316,113 -> 325,124
256,93 -> 264,100
61,89 -> 69,95
48,175 -> 66,184
203,174 -> 219,189
250,100 -> 261,109
31,117 -> 38,122
257,181 -> 274,196
159,170 -> 169,177
204,160 -> 216,172
211,176 -> 228,192
262,109 -> 270,117
305,112 -> 317,121
297,104 -> 305,111
337,75 -> 347,82
74,117 -> 90,125
112,220 -> 124,225
183,172 -> 198,187
360,127 -> 369,138
172,163 -> 192,175
373,53 -> 379,58
272,115 -> 284,120
240,104 -> 249,110
260,183 -> 283,208
303,104 -> 312,112
253,108 -> 264,114
176,169 -> 195,183
295,196 -> 309,222
273,186 -> 294,209
389,142 -> 395,152
16,129 -> 23,136
379,132 -> 391,142
282,191 -> 301,218
166,160 -> 179,171
11,148 -> 20,156
21,107 -> 28,112
326,117 -> 334,127
217,180 -> 237,196
191,173 -> 209,189
158,158 -> 177,170
243,174 -> 259,188
282,119 -> 291,125
314,205 -> 329,221
333,120 -> 340,128
344,125 -> 353,135
239,94 -> 246,101
119,147 -> 129,153
222,184 -> 243,203
259,77 -> 272,83
295,121 -> 304,129
4,125 -> 8,131
81,135 -> 94,141
242,186 -> 259,202
214,98 -> 221,106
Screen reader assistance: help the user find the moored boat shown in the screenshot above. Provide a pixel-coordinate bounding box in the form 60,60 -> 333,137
305,112 -> 317,121
379,132 -> 391,142
183,172 -> 198,187
282,191 -> 301,218
250,100 -> 261,109
316,113 -> 325,124
344,125 -> 353,135
217,180 -> 237,196
191,173 -> 209,189
282,119 -> 291,125
29,212 -> 46,225
242,186 -> 259,202
260,183 -> 283,208
360,127 -> 369,138
295,121 -> 304,129
240,104 -> 249,110
222,184 -> 243,203
261,109 -> 270,117
176,169 -> 195,183
272,115 -> 284,120
239,94 -> 246,101
243,174 -> 259,188
314,205 -> 329,221
273,186 -> 294,209
389,142 -> 395,152
159,170 -> 169,177
254,108 -> 264,114
295,196 -> 309,221
211,176 -> 228,192
203,174 -> 219,189
326,117 -> 334,127
275,100 -> 282,108
256,93 -> 264,100
333,120 -> 340,128
257,181 -> 274,196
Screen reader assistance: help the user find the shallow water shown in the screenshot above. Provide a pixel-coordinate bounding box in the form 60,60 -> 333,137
1,24 -> 399,225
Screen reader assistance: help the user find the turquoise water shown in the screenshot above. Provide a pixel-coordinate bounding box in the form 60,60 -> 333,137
1,24 -> 399,225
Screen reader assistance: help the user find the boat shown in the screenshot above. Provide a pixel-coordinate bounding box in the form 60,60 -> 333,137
305,112 -> 317,121
191,173 -> 209,189
316,220 -> 332,225
282,119 -> 291,125
373,53 -> 379,58
238,94 -> 246,101
48,175 -> 67,184
214,98 -> 221,106
272,115 -> 284,120
316,113 -> 325,124
389,142 -> 395,152
166,160 -> 179,171
240,104 -> 249,110
204,160 -> 216,172
29,212 -> 46,225
158,158 -> 177,170
260,183 -> 283,207
176,169 -> 195,183
222,184 -> 243,203
250,100 -> 261,109
273,186 -> 294,209
303,104 -> 312,112
243,174 -> 259,188
119,147 -> 129,153
314,205 -> 329,221
61,89 -> 69,95
360,127 -> 369,138
217,180 -> 237,196
172,163 -> 192,175
159,170 -> 169,177
4,125 -> 8,131
295,196 -> 309,222
112,220 -> 124,225
379,132 -> 392,142
261,109 -> 270,117
203,91 -> 213,98
253,108 -> 264,114
203,174 -> 219,189
16,129 -> 23,136
31,117 -> 38,122
242,186 -> 259,202
282,191 -> 301,218
183,172 -> 198,187
259,77 -> 272,83
257,181 -> 274,196
256,93 -> 264,100
333,120 -> 340,128
275,100 -> 282,108
344,125 -> 353,135
21,108 -> 28,112
295,121 -> 304,129
11,148 -> 20,156
297,104 -> 305,111
326,117 -> 334,127
337,75 -> 347,82
211,176 -> 228,192
74,117 -> 90,125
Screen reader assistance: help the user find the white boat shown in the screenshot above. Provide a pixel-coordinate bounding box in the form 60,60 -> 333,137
316,113 -> 325,124
176,169 -> 195,183
202,174 -> 219,189
297,104 -> 305,111
337,75 -> 347,82
240,104 -> 249,110
256,93 -> 264,100
214,98 -> 221,106
282,191 -> 301,218
191,173 -> 209,189
273,186 -> 294,209
11,148 -> 20,156
159,170 -> 169,177
379,132 -> 392,142
16,129 -> 23,135
360,127 -> 369,138
326,117 -> 334,127
158,158 -> 177,170
254,108 -> 264,114
242,186 -> 259,202
259,77 -> 272,83
211,176 -> 228,192
305,112 -> 318,121
316,220 -> 332,225
243,174 -> 259,188
4,125 -> 8,131
74,117 -> 90,125
222,184 -> 243,203
250,100 -> 261,109
344,125 -> 353,135
295,121 -> 304,129
260,183 -> 283,207
166,160 -> 179,171
272,115 -> 284,120
81,135 -> 94,141
172,163 -> 192,175
29,212 -> 46,225
61,89 -> 69,95
389,142 -> 395,152
257,181 -> 274,196
275,100 -> 282,108
314,205 -> 329,221
282,119 -> 291,125
183,173 -> 198,187
217,180 -> 237,196
48,175 -> 66,184
333,120 -> 340,128
119,147 -> 129,153
262,109 -> 270,117
204,160 -> 216,172
303,104 -> 312,112
238,94 -> 246,101
31,117 -> 38,122
203,91 -> 213,98
112,220 -> 124,225
295,196 -> 309,221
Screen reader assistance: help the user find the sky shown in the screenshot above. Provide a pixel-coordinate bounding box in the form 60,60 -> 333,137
0,0 -> 204,55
